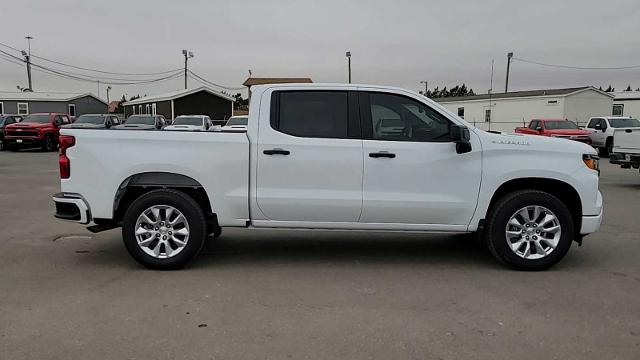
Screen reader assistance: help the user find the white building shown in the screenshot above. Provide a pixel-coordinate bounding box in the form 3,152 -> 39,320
612,91 -> 640,118
437,87 -> 614,133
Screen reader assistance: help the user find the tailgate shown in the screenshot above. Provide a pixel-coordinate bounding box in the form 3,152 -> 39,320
613,128 -> 640,153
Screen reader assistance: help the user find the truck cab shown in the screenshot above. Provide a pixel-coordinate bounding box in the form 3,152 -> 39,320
4,113 -> 71,151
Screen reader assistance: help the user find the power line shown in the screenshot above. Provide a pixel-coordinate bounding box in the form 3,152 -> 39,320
513,57 -> 640,70
0,40 -> 182,76
188,70 -> 245,90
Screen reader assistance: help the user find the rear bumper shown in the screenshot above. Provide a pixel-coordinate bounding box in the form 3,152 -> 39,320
581,190 -> 603,235
610,152 -> 640,168
52,192 -> 91,224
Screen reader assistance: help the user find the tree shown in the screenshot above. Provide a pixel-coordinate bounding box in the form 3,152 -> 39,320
605,85 -> 614,92
422,83 -> 475,98
114,95 -> 127,113
625,85 -> 632,91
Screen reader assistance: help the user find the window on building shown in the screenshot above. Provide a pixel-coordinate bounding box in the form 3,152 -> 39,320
68,104 -> 76,117
612,104 -> 624,116
547,100 -> 558,105
366,92 -> 452,142
485,109 -> 491,122
457,107 -> 464,119
273,91 -> 349,139
0,102 -> 4,114
152,103 -> 157,115
145,104 -> 150,114
17,103 -> 29,115
138,105 -> 142,115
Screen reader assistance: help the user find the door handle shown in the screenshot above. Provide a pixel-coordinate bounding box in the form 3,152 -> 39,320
369,151 -> 396,158
263,148 -> 290,155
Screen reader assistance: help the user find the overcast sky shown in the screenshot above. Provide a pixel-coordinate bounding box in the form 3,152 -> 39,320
1,0 -> 639,101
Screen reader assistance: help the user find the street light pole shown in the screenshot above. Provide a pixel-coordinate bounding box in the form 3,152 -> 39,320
346,51 -> 351,83
505,51 -> 513,93
23,35 -> 33,91
107,86 -> 112,108
182,50 -> 194,89
420,80 -> 428,95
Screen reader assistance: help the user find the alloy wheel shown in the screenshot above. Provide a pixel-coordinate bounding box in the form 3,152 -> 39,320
505,205 -> 561,260
134,205 -> 190,259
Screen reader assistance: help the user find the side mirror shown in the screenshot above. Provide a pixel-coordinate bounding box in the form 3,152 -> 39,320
594,124 -> 602,130
535,126 -> 542,132
450,124 -> 472,154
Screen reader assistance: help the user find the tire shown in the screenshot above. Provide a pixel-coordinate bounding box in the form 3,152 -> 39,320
43,135 -> 55,152
485,190 -> 574,271
601,138 -> 612,157
9,144 -> 19,152
0,141 -> 4,151
122,189 -> 207,270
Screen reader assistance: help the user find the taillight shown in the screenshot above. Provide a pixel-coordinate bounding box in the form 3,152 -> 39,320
59,135 -> 75,179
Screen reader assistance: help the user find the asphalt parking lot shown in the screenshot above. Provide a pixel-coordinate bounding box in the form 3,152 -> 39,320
1,150 -> 639,360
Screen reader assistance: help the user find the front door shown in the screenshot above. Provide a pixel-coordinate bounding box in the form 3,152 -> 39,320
359,91 -> 482,227
255,90 -> 363,222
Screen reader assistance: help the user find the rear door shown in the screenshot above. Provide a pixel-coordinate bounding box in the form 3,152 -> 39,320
358,90 -> 481,228
255,90 -> 363,223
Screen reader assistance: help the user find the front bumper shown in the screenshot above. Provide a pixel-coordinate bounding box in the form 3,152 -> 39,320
580,190 -> 603,235
5,136 -> 44,147
52,192 -> 91,224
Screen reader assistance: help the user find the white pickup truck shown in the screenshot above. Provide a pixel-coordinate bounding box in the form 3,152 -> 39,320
52,83 -> 603,270
609,127 -> 640,172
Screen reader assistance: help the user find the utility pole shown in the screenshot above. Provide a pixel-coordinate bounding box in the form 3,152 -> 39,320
420,80 -> 428,95
346,51 -> 351,83
22,35 -> 33,91
182,50 -> 194,89
505,51 -> 513,93
107,86 -> 112,107
488,59 -> 495,131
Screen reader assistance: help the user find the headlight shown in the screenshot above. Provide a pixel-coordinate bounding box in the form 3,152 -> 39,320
583,154 -> 599,173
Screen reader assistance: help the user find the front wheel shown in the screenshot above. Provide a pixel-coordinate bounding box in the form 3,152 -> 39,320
43,135 -> 55,152
122,189 -> 207,270
485,190 -> 574,271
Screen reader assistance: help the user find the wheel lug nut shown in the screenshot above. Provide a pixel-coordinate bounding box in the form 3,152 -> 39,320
526,236 -> 530,240
156,233 -> 160,237
533,224 -> 537,227
168,231 -> 172,235
533,236 -> 537,240
160,222 -> 164,226
162,235 -> 167,240
536,230 -> 540,234
155,227 -> 159,230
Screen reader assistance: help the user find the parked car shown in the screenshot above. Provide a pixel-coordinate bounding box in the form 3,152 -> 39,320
221,115 -> 248,131
63,114 -> 121,129
0,114 -> 24,151
53,83 -> 602,271
163,115 -> 212,131
514,119 -> 592,144
115,115 -> 165,130
609,127 -> 640,171
585,116 -> 640,156
4,113 -> 71,151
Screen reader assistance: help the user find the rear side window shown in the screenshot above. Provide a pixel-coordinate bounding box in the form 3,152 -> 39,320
271,91 -> 349,139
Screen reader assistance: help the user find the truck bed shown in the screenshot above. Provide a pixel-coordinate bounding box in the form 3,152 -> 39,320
60,128 -> 250,225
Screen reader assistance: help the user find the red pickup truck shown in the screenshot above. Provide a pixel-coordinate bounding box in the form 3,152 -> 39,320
4,113 -> 72,151
515,119 -> 592,144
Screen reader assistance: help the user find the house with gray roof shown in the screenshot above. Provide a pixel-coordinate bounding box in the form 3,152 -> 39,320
0,91 -> 107,117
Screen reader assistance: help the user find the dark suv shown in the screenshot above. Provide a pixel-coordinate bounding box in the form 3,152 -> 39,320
0,114 -> 25,151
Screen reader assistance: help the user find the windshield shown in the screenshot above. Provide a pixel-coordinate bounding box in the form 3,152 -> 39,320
126,116 -> 155,125
75,115 -> 104,124
226,117 -> 247,126
0,116 -> 6,126
23,114 -> 51,123
173,117 -> 203,126
609,118 -> 640,128
544,121 -> 579,130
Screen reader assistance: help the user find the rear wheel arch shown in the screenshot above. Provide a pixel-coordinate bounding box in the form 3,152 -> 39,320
485,178 -> 582,234
113,172 -> 215,226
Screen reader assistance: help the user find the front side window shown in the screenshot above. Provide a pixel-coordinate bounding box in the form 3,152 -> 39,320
529,120 -> 540,129
366,92 -> 451,142
457,107 -> 464,118
586,118 -> 599,128
274,91 -> 348,138
18,103 -> 29,115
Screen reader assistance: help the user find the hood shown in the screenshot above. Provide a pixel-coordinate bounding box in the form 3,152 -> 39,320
545,128 -> 591,136
114,124 -> 157,130
6,122 -> 52,129
164,125 -> 201,131
63,123 -> 104,129
477,129 -> 596,155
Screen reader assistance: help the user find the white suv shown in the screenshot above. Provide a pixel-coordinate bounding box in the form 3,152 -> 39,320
585,116 -> 640,155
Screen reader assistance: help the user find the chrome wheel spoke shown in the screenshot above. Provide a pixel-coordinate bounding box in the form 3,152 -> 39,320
533,240 -> 547,256
135,205 -> 189,259
543,225 -> 561,234
510,239 -> 526,252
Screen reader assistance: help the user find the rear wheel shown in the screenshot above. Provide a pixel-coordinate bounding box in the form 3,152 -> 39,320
0,141 -> 4,151
485,190 -> 574,271
122,189 -> 207,270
